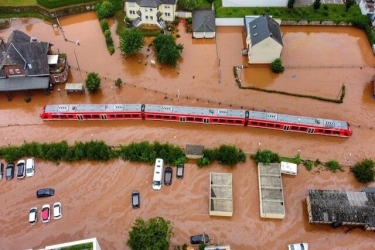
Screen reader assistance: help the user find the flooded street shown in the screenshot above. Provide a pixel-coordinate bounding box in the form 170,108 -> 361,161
1,13 -> 375,249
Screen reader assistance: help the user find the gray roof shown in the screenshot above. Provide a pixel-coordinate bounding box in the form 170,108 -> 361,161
0,76 -> 49,91
192,10 -> 216,32
0,30 -> 51,76
124,0 -> 176,7
248,14 -> 283,46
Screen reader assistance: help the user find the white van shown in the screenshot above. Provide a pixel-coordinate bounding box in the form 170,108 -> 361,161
152,158 -> 164,190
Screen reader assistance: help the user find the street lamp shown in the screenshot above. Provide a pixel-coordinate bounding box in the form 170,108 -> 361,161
298,150 -> 301,157
90,134 -> 94,140
203,228 -> 206,244
5,138 -> 11,147
346,152 -> 352,166
57,88 -> 62,98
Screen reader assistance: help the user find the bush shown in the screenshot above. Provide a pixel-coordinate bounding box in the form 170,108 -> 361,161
251,150 -> 280,164
24,96 -> 31,103
216,145 -> 246,167
303,160 -> 313,171
100,19 -> 109,32
325,160 -> 343,173
104,29 -> 111,38
186,17 -> 192,24
108,45 -> 115,54
351,159 -> 375,183
85,72 -> 101,93
271,58 -> 285,73
96,0 -> 115,20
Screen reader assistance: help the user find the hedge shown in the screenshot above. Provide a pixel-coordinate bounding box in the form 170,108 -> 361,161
37,0 -> 96,9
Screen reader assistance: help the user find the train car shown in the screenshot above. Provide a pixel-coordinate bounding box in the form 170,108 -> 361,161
40,104 -> 352,138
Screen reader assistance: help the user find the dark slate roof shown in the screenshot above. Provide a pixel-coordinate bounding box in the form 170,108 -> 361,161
248,14 -> 283,46
192,10 -> 215,32
0,76 -> 49,91
0,30 -> 50,76
124,0 -> 176,8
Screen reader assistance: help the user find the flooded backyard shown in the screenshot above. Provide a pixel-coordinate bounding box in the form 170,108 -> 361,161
1,12 -> 375,249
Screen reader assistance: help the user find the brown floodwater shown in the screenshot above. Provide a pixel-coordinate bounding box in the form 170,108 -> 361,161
1,13 -> 375,249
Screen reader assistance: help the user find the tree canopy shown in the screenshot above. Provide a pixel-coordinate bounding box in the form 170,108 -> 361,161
127,217 -> 173,250
119,28 -> 145,56
96,0 -> 115,20
85,72 -> 101,93
351,158 -> 375,183
153,34 -> 183,67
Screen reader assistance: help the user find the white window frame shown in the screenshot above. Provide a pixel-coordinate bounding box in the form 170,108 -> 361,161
130,10 -> 135,15
54,75 -> 59,83
165,12 -> 171,17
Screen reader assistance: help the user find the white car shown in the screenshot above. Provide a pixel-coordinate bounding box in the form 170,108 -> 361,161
25,158 -> 35,177
288,243 -> 308,250
41,204 -> 50,223
53,202 -> 62,220
29,207 -> 38,225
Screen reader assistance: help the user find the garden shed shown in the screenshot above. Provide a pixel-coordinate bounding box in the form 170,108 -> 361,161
209,172 -> 233,217
65,83 -> 85,94
192,10 -> 216,39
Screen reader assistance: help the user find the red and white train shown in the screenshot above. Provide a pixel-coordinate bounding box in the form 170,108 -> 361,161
40,103 -> 352,138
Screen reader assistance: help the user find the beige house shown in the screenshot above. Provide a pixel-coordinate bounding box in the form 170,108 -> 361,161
123,0 -> 178,29
244,14 -> 283,64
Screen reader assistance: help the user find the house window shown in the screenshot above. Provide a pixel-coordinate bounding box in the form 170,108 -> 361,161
128,2 -> 134,7
165,5 -> 170,9
145,8 -> 148,12
150,16 -> 153,20
130,10 -> 135,15
146,16 -> 149,19
54,75 -> 59,82
150,8 -> 153,11
165,12 -> 171,17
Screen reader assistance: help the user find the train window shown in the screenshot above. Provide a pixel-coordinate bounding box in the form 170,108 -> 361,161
124,114 -> 131,118
92,115 -> 99,119
109,114 -> 116,118
68,115 -> 74,119
213,119 -> 218,122
235,120 -> 242,124
333,131 -> 339,135
187,117 -> 194,121
317,129 -> 323,133
116,114 -> 123,118
156,115 -> 162,119
228,120 -> 234,123
259,122 -> 266,126
324,130 -> 331,134
300,127 -> 308,132
171,116 -> 177,120
84,115 -> 91,119
163,116 -> 170,119
219,119 -> 226,123
132,114 -> 139,118
251,121 -> 258,125
148,115 -> 155,118
195,117 -> 203,122
275,124 -> 281,128
52,115 -> 58,119
266,123 -> 274,127
60,115 -> 67,119
291,126 -> 298,130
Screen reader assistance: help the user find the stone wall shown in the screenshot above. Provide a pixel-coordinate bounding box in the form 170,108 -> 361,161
280,20 -> 351,26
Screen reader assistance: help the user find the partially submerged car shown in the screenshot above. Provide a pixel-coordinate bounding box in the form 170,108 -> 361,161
132,190 -> 140,209
29,207 -> 38,225
36,188 -> 55,198
164,167 -> 173,186
6,163 -> 15,180
176,164 -> 184,179
53,202 -> 62,220
0,163 -> 4,179
16,159 -> 26,179
26,157 -> 35,177
41,204 -> 50,223
288,243 -> 308,250
190,234 -> 210,245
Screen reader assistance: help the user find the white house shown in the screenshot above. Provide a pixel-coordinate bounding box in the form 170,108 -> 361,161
192,10 -> 216,38
244,14 -> 283,64
222,0 -> 287,7
123,0 -> 178,29
359,0 -> 375,15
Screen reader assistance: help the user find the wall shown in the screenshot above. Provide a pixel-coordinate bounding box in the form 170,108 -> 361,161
222,0 -> 288,7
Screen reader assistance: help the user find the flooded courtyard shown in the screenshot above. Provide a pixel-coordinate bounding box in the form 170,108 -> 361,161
1,12 -> 375,249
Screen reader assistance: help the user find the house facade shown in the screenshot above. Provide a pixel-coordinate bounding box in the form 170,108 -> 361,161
124,0 -> 178,29
222,0 -> 287,7
359,0 -> 375,15
0,30 -> 68,93
244,15 -> 283,64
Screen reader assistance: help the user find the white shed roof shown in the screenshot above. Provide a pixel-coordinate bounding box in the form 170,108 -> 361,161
47,55 -> 59,65
280,161 -> 297,175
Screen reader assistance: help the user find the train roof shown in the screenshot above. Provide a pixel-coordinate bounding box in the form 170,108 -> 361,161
44,104 -> 143,113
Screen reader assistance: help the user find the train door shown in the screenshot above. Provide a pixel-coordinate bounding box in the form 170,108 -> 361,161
204,118 -> 209,124
308,128 -> 314,134
101,114 -> 107,120
180,117 -> 185,122
283,125 -> 289,131
77,115 -> 83,120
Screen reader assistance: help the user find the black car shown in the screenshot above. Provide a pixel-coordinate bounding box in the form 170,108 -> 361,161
164,167 -> 173,186
0,163 -> 4,179
176,164 -> 184,179
6,163 -> 15,180
16,160 -> 26,179
132,190 -> 140,209
36,188 -> 55,198
190,234 -> 210,245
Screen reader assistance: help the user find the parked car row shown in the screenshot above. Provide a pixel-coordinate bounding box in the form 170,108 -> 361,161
0,158 -> 35,180
29,202 -> 62,225
164,164 -> 184,186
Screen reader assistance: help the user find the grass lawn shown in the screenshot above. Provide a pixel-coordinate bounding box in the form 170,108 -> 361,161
1,0 -> 37,6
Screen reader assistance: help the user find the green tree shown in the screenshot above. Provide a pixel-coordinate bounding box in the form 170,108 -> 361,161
270,58 -> 285,73
85,72 -> 101,93
115,78 -> 122,88
153,34 -> 184,67
351,159 -> 375,183
184,0 -> 199,11
96,1 -> 115,20
313,0 -> 321,10
287,0 -> 295,9
127,217 -> 173,250
345,0 -> 356,11
100,19 -> 109,32
120,28 -> 145,56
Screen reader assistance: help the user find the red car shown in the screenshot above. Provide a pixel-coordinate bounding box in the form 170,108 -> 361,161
41,204 -> 50,223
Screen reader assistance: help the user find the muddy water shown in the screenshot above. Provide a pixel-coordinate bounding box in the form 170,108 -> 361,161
1,14 -> 375,249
